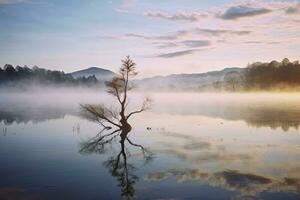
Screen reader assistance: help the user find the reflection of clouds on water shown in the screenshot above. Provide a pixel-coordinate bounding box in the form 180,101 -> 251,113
156,132 -> 253,163
146,131 -> 300,199
145,168 -> 300,200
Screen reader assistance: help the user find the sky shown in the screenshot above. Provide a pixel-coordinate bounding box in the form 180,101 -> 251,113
0,0 -> 299,77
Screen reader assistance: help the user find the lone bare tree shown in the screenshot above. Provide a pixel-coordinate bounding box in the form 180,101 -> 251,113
81,56 -> 151,147
80,57 -> 153,199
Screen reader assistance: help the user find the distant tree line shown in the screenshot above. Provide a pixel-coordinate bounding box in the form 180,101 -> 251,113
0,64 -> 98,87
221,58 -> 300,91
2,59 -> 300,91
244,58 -> 300,89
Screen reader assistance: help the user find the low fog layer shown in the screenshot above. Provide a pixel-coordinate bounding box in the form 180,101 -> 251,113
1,90 -> 300,131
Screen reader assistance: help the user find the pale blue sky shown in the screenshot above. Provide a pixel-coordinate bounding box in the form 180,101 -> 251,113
0,0 -> 299,77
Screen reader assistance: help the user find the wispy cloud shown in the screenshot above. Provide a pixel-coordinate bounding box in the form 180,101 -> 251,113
244,41 -> 262,44
285,3 -> 300,14
143,1 -> 293,22
124,30 -> 188,41
153,42 -> 178,49
244,41 -> 281,45
219,5 -> 271,20
181,40 -> 210,48
143,0 -> 300,24
156,48 -> 211,58
125,33 -> 178,40
144,10 -> 207,22
105,28 -> 251,42
194,28 -> 252,36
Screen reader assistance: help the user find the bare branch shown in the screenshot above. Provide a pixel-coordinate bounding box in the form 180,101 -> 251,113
126,97 -> 152,119
80,104 -> 121,128
106,77 -> 124,104
119,56 -> 138,106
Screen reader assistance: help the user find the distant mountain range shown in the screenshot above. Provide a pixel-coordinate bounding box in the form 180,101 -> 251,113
1,64 -> 242,90
66,58 -> 300,91
69,66 -> 244,90
70,67 -> 116,82
2,58 -> 297,91
134,67 -> 244,90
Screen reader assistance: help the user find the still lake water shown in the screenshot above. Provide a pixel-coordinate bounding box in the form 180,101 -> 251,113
0,92 -> 300,200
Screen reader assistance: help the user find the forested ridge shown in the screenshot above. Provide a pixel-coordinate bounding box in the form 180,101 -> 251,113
0,64 -> 98,87
244,58 -> 300,89
222,58 -> 300,91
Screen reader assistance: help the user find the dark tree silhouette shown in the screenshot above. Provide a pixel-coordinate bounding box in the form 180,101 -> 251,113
244,58 -> 300,89
0,64 -> 98,87
81,56 -> 151,142
80,56 -> 152,199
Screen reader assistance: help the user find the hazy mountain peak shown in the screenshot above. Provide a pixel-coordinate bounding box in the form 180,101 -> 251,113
135,67 -> 244,91
71,67 -> 116,81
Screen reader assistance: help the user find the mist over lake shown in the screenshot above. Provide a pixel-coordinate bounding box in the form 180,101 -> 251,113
1,91 -> 300,200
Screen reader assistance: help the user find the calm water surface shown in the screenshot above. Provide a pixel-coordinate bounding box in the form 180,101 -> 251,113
0,92 -> 300,200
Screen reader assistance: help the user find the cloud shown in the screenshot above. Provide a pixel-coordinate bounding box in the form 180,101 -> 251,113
122,28 -> 250,42
219,5 -> 271,20
156,50 -> 195,58
115,8 -> 132,14
144,1 -> 290,22
124,30 -> 188,41
153,42 -> 178,49
181,40 -> 210,48
244,41 -> 262,44
144,11 -> 207,22
125,33 -> 177,40
194,28 -> 252,36
97,33 -> 179,41
244,41 -> 281,45
267,41 -> 280,45
156,48 -> 212,58
286,3 -> 300,14
99,27 -> 251,45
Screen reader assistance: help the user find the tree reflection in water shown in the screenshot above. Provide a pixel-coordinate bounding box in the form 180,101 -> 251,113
80,126 -> 153,199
